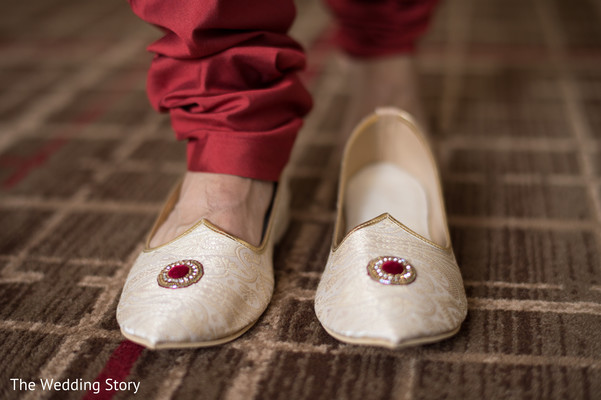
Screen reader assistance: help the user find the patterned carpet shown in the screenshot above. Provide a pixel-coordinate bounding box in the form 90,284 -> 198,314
1,0 -> 601,399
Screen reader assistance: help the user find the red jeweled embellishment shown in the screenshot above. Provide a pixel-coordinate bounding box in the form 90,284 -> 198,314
168,264 -> 190,279
381,260 -> 405,275
367,256 -> 416,285
157,260 -> 203,289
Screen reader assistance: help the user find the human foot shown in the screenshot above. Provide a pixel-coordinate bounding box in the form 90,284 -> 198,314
119,172 -> 281,349
149,172 -> 274,248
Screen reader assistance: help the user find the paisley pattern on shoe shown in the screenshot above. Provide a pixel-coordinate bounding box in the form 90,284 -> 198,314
117,178 -> 289,349
316,214 -> 467,348
314,108 -> 467,348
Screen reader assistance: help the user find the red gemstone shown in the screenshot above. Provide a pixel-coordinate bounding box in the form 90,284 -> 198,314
381,260 -> 406,275
168,264 -> 190,279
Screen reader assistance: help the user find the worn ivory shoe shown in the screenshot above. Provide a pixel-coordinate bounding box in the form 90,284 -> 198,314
314,108 -> 467,348
116,176 -> 289,349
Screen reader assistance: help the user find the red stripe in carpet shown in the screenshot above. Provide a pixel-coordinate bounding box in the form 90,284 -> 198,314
82,340 -> 144,400
1,69 -> 142,190
1,137 -> 68,189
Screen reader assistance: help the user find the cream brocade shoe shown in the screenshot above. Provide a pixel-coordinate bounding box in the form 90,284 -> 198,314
314,108 -> 467,348
116,177 -> 289,349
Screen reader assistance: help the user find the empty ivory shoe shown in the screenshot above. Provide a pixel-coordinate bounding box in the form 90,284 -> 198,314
314,108 -> 467,348
116,176 -> 289,349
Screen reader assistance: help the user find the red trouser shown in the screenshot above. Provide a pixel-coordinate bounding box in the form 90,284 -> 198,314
129,0 -> 439,181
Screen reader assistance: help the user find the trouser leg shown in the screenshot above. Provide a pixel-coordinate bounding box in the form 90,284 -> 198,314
325,0 -> 440,57
129,0 -> 313,181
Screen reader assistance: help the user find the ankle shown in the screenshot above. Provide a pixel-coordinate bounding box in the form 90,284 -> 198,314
149,172 -> 274,248
178,172 -> 273,212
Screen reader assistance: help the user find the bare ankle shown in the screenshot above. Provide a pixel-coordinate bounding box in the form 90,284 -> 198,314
149,172 -> 274,248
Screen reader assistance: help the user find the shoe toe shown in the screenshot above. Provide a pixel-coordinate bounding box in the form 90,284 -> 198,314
315,218 -> 467,348
118,291 -> 262,348
117,226 -> 274,349
317,272 -> 466,347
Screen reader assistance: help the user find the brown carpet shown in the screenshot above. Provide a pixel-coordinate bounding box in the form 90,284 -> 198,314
1,0 -> 601,399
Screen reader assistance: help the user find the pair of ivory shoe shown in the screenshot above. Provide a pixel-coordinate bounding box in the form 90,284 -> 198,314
116,108 -> 467,349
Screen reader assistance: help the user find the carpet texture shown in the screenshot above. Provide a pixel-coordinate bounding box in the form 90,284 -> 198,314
1,0 -> 601,399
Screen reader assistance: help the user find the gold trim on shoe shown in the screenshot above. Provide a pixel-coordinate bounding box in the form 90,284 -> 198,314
332,107 -> 452,251
333,212 -> 452,253
121,318 -> 258,350
314,108 -> 467,349
117,172 -> 290,349
143,180 -> 285,254
322,325 -> 462,350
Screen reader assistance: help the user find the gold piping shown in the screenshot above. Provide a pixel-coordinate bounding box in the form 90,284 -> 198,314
332,213 -> 452,253
143,175 -> 287,255
331,108 -> 453,252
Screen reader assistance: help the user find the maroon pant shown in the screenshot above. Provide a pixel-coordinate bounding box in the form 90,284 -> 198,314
129,0 -> 439,181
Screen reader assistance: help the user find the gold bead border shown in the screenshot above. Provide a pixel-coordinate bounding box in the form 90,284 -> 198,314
367,256 -> 416,285
157,259 -> 203,289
